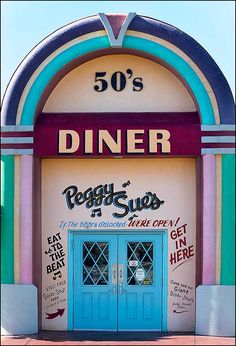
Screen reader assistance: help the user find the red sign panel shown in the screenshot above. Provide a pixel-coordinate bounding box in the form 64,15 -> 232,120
34,113 -> 201,157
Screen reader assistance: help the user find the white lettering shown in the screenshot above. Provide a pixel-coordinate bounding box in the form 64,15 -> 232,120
57,129 -> 171,154
127,129 -> 144,153
58,130 -> 80,153
149,129 -> 171,153
98,130 -> 121,153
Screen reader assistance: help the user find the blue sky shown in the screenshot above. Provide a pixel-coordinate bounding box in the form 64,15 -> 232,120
1,1 -> 235,101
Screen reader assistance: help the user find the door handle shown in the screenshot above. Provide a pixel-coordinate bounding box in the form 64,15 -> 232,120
109,264 -> 117,294
118,264 -> 125,294
118,264 -> 123,284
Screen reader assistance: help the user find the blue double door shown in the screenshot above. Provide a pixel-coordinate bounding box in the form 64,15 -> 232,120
73,233 -> 163,331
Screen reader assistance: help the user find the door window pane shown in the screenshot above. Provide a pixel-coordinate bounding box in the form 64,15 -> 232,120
127,242 -> 154,285
82,242 -> 109,285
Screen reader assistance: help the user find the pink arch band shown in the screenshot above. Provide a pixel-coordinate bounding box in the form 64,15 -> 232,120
19,155 -> 33,284
202,154 -> 216,284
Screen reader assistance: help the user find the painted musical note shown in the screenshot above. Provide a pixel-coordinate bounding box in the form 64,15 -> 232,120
128,214 -> 138,221
122,180 -> 131,188
53,270 -> 62,280
91,208 -> 102,217
45,248 -> 52,255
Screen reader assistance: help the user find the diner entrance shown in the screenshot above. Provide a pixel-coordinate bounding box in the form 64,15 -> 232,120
71,233 -> 164,331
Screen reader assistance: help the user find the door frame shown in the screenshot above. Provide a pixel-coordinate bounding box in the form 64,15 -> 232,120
68,230 -> 168,331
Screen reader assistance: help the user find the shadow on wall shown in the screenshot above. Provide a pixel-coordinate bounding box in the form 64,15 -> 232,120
1,330 -> 189,341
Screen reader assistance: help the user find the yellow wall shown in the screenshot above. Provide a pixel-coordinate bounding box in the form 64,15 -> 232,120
43,55 -> 196,113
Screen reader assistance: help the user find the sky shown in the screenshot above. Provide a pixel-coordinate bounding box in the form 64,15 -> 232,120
1,1 -> 235,102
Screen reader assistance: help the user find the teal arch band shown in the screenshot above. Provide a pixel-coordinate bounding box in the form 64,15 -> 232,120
123,36 -> 214,124
20,36 -> 110,125
20,35 -> 215,125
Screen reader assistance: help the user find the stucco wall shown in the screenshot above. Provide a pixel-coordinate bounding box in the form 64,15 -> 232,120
41,157 -> 196,331
43,55 -> 196,113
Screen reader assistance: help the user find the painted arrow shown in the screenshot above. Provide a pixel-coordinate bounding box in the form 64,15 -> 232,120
46,308 -> 65,319
173,309 -> 189,314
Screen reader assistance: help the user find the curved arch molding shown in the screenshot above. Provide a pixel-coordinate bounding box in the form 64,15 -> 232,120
1,14 -> 235,125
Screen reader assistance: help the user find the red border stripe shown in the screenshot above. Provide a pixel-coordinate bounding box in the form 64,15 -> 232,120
201,131 -> 235,136
201,143 -> 235,148
1,144 -> 34,149
1,132 -> 34,137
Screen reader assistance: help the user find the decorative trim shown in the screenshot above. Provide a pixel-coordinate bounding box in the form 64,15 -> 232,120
19,155 -> 33,284
201,125 -> 235,131
1,15 -> 103,125
1,125 -> 34,132
162,231 -> 168,332
17,36 -> 215,125
32,157 -> 43,330
221,155 -> 235,284
16,31 -> 106,124
195,157 -> 203,287
0,156 -> 15,283
128,16 -> 235,124
20,36 -> 110,125
98,12 -> 136,47
1,14 -> 234,125
67,231 -> 74,331
14,156 -> 20,284
17,34 -> 218,125
202,154 -> 216,284
1,137 -> 34,144
1,127 -> 34,153
201,136 -> 235,143
201,125 -> 235,153
215,155 -> 222,284
123,36 -> 214,124
127,30 -> 220,125
1,149 -> 33,155
201,148 -> 235,155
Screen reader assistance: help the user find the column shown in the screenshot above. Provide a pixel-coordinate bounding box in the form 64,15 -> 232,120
19,155 -> 33,284
202,154 -> 216,284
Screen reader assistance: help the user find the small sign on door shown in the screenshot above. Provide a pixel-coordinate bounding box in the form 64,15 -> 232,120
129,260 -> 138,267
135,268 -> 145,281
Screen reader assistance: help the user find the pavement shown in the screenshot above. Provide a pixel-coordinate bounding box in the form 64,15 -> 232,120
1,331 -> 235,345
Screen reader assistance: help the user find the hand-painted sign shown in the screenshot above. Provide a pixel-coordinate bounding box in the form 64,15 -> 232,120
45,308 -> 65,320
169,224 -> 195,270
170,279 -> 194,315
34,113 -> 201,156
42,157 -> 196,331
62,181 -> 164,219
45,232 -> 65,280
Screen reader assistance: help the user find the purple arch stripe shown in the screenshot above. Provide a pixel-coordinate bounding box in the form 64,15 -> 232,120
129,16 -> 235,124
2,14 -> 234,125
2,16 -> 103,125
